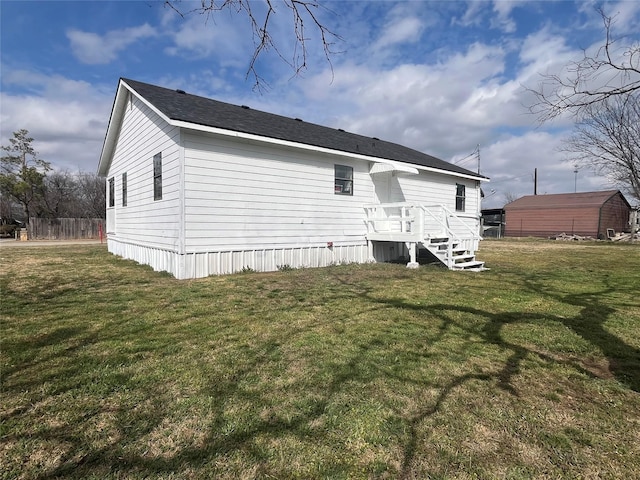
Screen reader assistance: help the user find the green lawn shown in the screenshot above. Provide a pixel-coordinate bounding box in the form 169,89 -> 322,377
1,240 -> 639,479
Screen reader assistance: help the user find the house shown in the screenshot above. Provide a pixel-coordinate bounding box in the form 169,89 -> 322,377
97,78 -> 489,279
504,190 -> 632,238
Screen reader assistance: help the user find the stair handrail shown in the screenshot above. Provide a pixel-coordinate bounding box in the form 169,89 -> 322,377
439,205 -> 482,241
417,204 -> 456,241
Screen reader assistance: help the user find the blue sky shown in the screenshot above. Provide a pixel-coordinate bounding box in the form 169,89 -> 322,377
2,0 -> 639,208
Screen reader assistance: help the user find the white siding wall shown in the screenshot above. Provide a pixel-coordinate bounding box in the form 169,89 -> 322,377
397,172 -> 481,238
106,94 -> 181,251
183,132 -> 373,252
397,171 -> 479,212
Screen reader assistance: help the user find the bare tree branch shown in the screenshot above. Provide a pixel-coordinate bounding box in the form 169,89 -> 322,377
562,92 -> 640,202
526,8 -> 640,123
165,0 -> 342,91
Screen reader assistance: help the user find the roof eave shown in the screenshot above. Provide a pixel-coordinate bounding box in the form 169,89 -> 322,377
171,119 -> 488,181
97,80 -> 127,176
97,79 -> 173,176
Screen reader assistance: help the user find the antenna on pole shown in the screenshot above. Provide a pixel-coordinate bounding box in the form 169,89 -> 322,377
574,164 -> 579,192
476,144 -> 480,174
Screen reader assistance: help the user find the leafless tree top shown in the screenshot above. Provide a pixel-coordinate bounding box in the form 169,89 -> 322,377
165,0 -> 343,90
527,8 -> 640,123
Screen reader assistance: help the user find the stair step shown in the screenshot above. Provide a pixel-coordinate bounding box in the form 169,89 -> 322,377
453,254 -> 475,261
429,242 -> 448,247
452,260 -> 486,270
432,248 -> 466,254
429,243 -> 461,250
429,238 -> 452,245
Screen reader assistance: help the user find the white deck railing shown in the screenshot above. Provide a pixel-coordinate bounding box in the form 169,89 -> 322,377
364,203 -> 482,252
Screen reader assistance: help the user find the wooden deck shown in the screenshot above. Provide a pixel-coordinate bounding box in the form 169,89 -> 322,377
364,203 -> 485,270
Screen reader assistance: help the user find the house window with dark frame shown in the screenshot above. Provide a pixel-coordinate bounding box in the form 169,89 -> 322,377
456,183 -> 466,212
108,177 -> 115,208
153,153 -> 162,201
122,172 -> 127,207
334,165 -> 353,195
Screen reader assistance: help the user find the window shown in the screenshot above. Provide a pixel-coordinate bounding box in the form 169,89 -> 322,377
122,172 -> 127,207
153,153 -> 162,201
334,165 -> 353,195
456,183 -> 466,211
108,177 -> 115,207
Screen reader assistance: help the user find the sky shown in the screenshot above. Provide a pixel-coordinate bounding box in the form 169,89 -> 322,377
1,0 -> 639,209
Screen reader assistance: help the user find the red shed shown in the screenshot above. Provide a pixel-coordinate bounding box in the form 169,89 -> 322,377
504,190 -> 631,238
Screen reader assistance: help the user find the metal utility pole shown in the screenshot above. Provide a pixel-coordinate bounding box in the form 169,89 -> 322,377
534,168 -> 538,195
574,165 -> 578,192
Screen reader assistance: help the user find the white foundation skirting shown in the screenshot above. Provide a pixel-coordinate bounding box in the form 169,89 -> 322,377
107,238 -> 383,279
108,239 -> 179,276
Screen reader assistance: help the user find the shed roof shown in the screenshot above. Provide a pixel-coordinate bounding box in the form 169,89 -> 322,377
117,78 -> 486,180
504,190 -> 630,210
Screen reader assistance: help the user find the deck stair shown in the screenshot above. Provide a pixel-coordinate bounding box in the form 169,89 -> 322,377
422,237 -> 486,271
364,203 -> 487,271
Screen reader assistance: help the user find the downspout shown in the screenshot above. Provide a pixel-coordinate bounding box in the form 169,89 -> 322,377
177,129 -> 187,277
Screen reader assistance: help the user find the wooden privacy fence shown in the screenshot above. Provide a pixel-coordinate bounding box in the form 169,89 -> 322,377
27,218 -> 105,240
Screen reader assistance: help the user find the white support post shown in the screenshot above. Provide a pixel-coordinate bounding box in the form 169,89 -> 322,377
406,241 -> 419,269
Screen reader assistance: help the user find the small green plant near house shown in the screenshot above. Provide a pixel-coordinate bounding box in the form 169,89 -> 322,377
1,240 -> 639,479
240,265 -> 255,273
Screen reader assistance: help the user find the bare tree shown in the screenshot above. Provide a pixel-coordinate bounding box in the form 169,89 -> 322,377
76,173 -> 106,219
527,8 -> 640,122
165,0 -> 342,89
562,92 -> 640,202
41,171 -> 106,219
41,171 -> 85,218
503,191 -> 519,204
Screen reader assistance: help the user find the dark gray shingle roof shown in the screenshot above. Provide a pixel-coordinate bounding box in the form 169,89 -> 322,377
123,78 -> 485,179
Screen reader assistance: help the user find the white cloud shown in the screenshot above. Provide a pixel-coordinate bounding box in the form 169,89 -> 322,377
594,1 -> 640,33
454,1 -> 518,32
67,24 -> 156,65
491,0 -> 518,33
454,1 -> 485,28
373,16 -> 424,50
299,41 -> 511,157
0,71 -> 113,172
164,16 -> 224,58
162,7 -> 269,70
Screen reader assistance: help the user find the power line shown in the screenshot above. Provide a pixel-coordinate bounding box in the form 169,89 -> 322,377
486,173 -> 534,185
453,145 -> 480,169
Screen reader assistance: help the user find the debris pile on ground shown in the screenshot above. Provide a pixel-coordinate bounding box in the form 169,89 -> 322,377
549,233 -> 595,241
609,232 -> 640,242
549,232 -> 640,242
